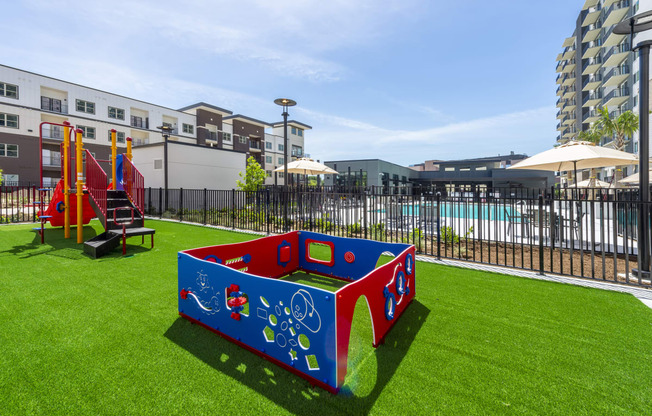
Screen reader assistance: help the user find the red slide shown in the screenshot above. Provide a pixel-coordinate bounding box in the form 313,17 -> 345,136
39,179 -> 97,227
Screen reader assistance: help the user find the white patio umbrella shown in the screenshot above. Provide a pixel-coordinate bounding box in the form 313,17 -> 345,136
620,170 -> 652,185
273,158 -> 338,175
575,178 -> 614,188
508,141 -> 638,187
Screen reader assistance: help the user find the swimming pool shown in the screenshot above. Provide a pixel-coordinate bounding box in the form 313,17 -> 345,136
379,203 -> 518,221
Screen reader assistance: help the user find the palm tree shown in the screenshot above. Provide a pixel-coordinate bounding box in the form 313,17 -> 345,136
594,107 -> 639,185
595,107 -> 639,151
577,125 -> 602,145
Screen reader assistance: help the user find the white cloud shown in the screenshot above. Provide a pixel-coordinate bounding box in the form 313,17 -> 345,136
20,0 -> 423,82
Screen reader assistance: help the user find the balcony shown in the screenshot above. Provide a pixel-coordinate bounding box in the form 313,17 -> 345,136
582,23 -> 602,43
249,140 -> 262,152
563,98 -> 578,111
582,56 -> 603,75
557,110 -> 565,120
41,125 -> 65,140
603,65 -> 629,87
583,109 -> 602,123
556,74 -> 564,85
610,107 -> 628,118
130,116 -> 148,129
603,43 -> 629,67
562,73 -> 576,86
561,58 -> 577,73
563,113 -> 576,125
583,73 -> 603,91
132,138 -> 149,146
582,38 -> 602,59
583,91 -> 603,107
556,86 -> 564,96
562,86 -> 577,99
562,45 -> 577,60
582,4 -> 602,27
562,127 -> 579,138
602,20 -> 626,48
603,0 -> 630,27
582,0 -> 598,9
603,86 -> 630,107
557,122 -> 564,131
40,96 -> 68,115
292,149 -> 303,158
556,61 -> 565,73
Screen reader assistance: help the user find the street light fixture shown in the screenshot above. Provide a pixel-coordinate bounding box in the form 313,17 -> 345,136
157,125 -> 173,211
274,98 -> 297,231
614,13 -> 652,279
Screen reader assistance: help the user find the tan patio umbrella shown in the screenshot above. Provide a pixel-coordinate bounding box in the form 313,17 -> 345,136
273,157 -> 338,175
508,141 -> 638,188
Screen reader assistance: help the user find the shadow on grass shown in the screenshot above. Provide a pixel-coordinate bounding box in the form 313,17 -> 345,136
0,225 -> 153,260
164,299 -> 430,414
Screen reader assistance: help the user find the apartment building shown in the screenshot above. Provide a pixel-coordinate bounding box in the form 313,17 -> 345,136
556,0 -> 649,180
0,65 -> 310,188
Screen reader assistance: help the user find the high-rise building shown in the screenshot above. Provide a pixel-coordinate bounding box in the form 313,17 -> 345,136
556,0 -> 647,179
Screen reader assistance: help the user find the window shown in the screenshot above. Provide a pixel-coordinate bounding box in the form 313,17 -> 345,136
278,144 -> 284,151
2,173 -> 18,184
291,126 -> 297,135
223,133 -> 232,142
0,82 -> 18,99
108,107 -> 125,120
445,167 -> 455,172
77,125 -> 96,139
266,170 -> 272,177
0,113 -> 18,128
131,115 -> 144,128
278,157 -> 285,165
279,172 -> 284,178
162,122 -> 172,128
76,99 -> 95,114
239,135 -> 248,144
298,128 -> 303,137
108,130 -> 125,143
459,167 -> 471,172
182,123 -> 194,134
265,141 -> 272,149
476,166 -> 487,171
266,156 -> 272,163
154,159 -> 163,170
0,143 -> 19,158
292,145 -> 303,157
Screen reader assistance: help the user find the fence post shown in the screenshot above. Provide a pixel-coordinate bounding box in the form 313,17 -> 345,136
436,192 -> 441,260
147,187 -> 152,217
159,187 -> 162,218
232,189 -> 236,230
266,188 -> 270,236
179,188 -> 184,222
203,188 -> 207,225
539,193 -> 545,275
363,190 -> 368,240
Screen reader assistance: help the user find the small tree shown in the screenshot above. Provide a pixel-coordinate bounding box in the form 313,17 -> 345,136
594,107 -> 639,184
0,168 -> 3,186
236,156 -> 266,191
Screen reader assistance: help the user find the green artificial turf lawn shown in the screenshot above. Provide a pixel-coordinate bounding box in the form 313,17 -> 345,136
1,220 -> 652,415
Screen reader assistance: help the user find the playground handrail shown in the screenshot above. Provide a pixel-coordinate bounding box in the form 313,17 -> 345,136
122,155 -> 144,218
85,149 -> 108,223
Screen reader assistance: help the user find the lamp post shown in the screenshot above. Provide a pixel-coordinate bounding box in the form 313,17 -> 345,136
274,98 -> 297,231
157,125 -> 173,212
614,13 -> 652,278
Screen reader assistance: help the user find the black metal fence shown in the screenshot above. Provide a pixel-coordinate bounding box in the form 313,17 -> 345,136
3,184 -> 651,288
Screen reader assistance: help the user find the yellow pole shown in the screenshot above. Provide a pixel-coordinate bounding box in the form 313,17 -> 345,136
76,129 -> 84,244
63,122 -> 71,239
111,129 -> 117,190
126,137 -> 132,160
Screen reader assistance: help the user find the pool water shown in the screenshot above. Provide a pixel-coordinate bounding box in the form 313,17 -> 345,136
380,203 -> 517,221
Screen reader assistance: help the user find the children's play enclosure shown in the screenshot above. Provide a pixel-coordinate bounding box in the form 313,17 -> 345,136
36,121 -> 154,257
177,231 -> 416,393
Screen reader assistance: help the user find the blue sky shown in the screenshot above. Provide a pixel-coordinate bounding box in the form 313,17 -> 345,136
2,0 -> 581,165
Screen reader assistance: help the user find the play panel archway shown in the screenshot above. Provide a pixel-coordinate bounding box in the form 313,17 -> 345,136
177,231 -> 415,393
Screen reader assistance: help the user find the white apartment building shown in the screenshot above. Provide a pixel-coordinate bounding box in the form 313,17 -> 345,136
556,0 -> 652,182
0,65 -> 310,188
